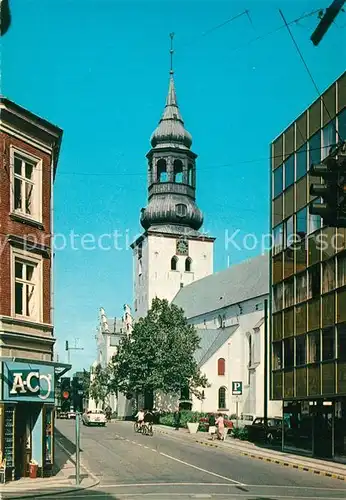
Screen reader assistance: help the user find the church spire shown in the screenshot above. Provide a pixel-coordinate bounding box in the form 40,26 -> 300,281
169,32 -> 174,76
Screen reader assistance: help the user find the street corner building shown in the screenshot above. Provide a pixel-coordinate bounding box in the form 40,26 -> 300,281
270,71 -> 346,460
0,97 -> 66,480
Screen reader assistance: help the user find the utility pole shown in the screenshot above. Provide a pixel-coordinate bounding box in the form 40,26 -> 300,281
65,339 -> 84,365
311,0 -> 345,46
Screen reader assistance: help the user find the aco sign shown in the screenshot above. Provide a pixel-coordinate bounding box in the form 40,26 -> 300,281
2,362 -> 55,403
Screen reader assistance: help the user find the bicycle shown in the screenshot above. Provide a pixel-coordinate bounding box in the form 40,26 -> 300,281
143,422 -> 153,436
134,421 -> 142,433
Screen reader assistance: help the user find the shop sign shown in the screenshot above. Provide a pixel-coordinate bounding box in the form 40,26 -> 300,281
2,362 -> 55,403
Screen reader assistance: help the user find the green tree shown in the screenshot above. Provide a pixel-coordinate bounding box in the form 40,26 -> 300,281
89,363 -> 113,407
110,298 -> 208,402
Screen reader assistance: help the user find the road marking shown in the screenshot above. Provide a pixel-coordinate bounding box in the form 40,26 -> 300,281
159,452 -> 243,485
98,483 -> 240,488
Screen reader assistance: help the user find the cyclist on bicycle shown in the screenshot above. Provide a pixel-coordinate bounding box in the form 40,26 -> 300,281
135,408 -> 145,429
143,409 -> 154,435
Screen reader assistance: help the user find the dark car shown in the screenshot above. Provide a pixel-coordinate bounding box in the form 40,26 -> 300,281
246,417 -> 284,443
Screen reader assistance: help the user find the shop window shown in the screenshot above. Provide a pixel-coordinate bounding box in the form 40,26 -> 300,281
273,283 -> 283,312
308,331 -> 320,363
284,337 -> 294,368
337,323 -> 346,361
308,264 -> 321,299
308,130 -> 321,166
273,342 -> 282,370
273,224 -> 284,255
296,272 -> 307,303
217,358 -> 225,376
322,259 -> 335,293
273,165 -> 283,198
296,335 -> 307,366
272,371 -> 283,399
322,327 -> 335,361
284,278 -> 294,308
218,387 -> 227,409
296,143 -> 307,181
284,155 -> 294,189
337,252 -> 346,287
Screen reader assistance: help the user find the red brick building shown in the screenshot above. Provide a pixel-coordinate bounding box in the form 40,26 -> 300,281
0,97 -> 64,479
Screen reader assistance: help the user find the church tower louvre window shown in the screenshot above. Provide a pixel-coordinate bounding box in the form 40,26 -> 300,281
131,33 -> 215,318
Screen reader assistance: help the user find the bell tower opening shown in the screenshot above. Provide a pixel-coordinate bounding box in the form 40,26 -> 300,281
173,159 -> 183,183
157,158 -> 168,182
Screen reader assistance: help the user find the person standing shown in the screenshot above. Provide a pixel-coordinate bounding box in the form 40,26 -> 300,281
173,408 -> 181,430
208,413 -> 216,440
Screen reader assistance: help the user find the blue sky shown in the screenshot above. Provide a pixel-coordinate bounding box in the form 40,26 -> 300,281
2,0 -> 345,372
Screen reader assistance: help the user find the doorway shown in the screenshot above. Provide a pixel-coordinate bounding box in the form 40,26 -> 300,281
313,402 -> 333,458
14,404 -> 28,478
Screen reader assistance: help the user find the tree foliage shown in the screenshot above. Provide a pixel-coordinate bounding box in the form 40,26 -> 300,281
109,298 -> 208,400
89,363 -> 113,407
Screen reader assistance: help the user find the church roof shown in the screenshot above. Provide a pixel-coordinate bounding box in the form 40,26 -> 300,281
173,254 -> 269,319
150,76 -> 192,150
195,325 -> 238,366
101,317 -> 124,334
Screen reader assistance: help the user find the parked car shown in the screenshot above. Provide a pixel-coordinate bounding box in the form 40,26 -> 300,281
67,410 -> 76,419
246,417 -> 284,443
82,409 -> 107,427
231,414 -> 257,429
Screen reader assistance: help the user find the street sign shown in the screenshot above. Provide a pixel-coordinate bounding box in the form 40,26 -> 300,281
232,381 -> 242,396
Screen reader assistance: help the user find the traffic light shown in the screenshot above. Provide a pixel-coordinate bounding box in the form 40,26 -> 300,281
72,374 -> 84,413
310,142 -> 346,227
60,377 -> 71,412
65,340 -> 69,351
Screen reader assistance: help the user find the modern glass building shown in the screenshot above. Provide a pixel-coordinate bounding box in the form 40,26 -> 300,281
270,71 -> 346,460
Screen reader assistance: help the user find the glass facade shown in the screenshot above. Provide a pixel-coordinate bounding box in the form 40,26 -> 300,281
270,73 -> 346,460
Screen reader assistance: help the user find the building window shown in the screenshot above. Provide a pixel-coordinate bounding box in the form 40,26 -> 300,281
218,358 -> 225,376
284,337 -> 294,368
171,256 -> 178,271
273,224 -> 283,255
321,120 -> 336,160
308,331 -> 320,363
337,323 -> 346,361
185,257 -> 192,272
296,335 -> 307,366
338,108 -> 346,141
176,203 -> 187,218
296,207 -> 307,241
284,155 -> 294,189
322,259 -> 335,293
218,387 -> 226,409
308,130 -> 321,166
284,278 -> 294,308
322,327 -> 335,361
296,272 -> 307,303
285,216 -> 294,249
308,206 -> 322,234
337,252 -> 346,287
296,143 -> 307,181
14,256 -> 40,319
308,264 -> 321,299
157,159 -> 167,182
12,152 -> 40,221
173,159 -> 183,183
248,335 -> 252,366
273,342 -> 282,370
273,165 -> 283,198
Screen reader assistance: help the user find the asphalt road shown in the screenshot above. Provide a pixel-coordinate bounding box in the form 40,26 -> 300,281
47,420 -> 346,499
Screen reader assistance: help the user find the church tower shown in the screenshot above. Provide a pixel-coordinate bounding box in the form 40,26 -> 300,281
131,35 -> 215,319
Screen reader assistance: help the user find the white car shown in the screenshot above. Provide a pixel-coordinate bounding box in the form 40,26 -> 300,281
82,409 -> 107,427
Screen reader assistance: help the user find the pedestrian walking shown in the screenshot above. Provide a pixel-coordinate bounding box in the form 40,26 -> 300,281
173,408 -> 181,430
208,413 -> 216,440
216,413 -> 225,440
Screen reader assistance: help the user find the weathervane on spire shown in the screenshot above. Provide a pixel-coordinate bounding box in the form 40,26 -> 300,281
169,32 -> 175,75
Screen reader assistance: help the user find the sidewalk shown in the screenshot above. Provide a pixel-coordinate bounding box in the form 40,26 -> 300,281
0,441 -> 98,499
155,424 -> 346,481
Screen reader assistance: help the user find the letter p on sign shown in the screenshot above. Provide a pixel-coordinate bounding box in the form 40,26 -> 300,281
232,381 -> 242,395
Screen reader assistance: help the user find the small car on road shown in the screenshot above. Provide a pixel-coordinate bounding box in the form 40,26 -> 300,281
82,409 -> 107,427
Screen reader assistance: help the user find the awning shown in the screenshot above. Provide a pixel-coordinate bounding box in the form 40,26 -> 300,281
0,356 -> 71,378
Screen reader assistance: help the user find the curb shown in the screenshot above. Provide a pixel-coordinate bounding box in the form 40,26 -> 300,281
156,427 -> 346,482
1,442 -> 100,499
